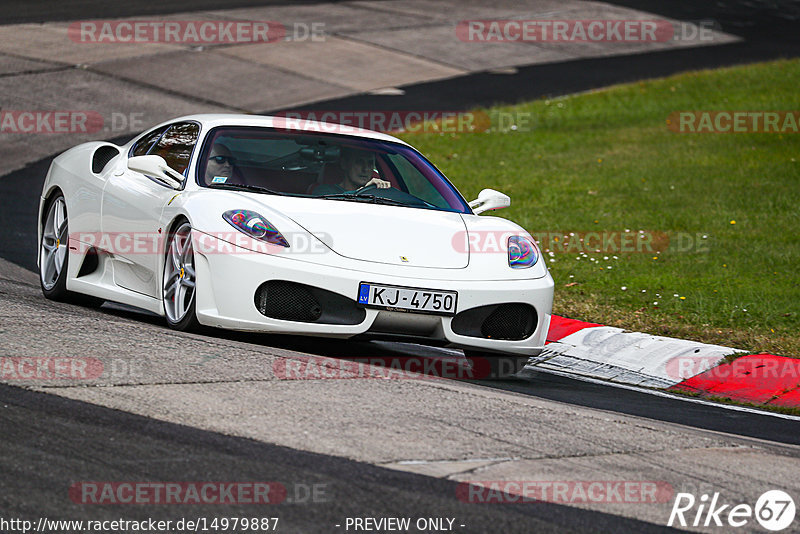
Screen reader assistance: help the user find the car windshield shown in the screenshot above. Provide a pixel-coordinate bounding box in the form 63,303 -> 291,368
196,127 -> 471,213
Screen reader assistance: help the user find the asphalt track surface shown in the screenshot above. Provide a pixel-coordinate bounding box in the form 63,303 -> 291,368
284,0 -> 800,115
1,384 -> 677,533
0,0 -> 340,25
2,0 -> 800,531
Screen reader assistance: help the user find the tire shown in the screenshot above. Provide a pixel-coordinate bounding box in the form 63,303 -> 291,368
39,193 -> 103,307
162,220 -> 200,331
463,350 -> 530,379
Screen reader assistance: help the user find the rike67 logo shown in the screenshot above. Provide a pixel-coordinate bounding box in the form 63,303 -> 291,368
668,490 -> 796,531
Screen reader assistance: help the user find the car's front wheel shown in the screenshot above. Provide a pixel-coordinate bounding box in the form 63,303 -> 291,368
40,194 -> 70,299
40,193 -> 103,307
163,221 -> 200,331
464,350 -> 530,379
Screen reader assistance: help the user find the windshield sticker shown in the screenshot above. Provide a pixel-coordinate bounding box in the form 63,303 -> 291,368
212,176 -> 228,184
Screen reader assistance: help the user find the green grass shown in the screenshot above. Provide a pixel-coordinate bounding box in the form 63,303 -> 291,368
397,58 -> 800,357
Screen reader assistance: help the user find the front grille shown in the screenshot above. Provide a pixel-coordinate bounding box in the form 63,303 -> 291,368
254,281 -> 365,325
451,303 -> 537,341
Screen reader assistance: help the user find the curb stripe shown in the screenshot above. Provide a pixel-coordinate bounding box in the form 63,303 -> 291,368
537,323 -> 742,388
668,354 -> 800,405
771,388 -> 800,407
546,315 -> 602,343
544,317 -> 798,408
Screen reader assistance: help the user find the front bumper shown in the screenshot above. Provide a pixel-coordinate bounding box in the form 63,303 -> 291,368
193,235 -> 554,356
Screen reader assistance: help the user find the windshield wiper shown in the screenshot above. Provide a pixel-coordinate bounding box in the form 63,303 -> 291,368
317,193 -> 373,202
207,183 -> 283,196
359,195 -> 408,206
318,193 -> 408,206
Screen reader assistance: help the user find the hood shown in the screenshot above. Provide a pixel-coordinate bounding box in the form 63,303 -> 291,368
266,196 -> 469,268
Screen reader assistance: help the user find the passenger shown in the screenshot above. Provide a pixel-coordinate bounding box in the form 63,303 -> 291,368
204,144 -> 238,184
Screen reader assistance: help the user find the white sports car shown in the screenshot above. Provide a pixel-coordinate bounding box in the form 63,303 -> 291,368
38,114 -> 553,377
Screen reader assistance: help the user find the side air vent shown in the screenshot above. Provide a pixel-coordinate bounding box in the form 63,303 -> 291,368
77,247 -> 100,277
92,145 -> 120,174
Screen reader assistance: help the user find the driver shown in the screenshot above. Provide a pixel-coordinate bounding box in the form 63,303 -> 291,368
204,143 -> 238,184
338,148 -> 390,191
312,148 -> 391,194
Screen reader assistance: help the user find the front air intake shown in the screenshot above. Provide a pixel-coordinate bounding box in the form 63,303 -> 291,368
254,281 -> 365,325
480,303 -> 536,340
256,280 -> 321,322
451,303 -> 537,341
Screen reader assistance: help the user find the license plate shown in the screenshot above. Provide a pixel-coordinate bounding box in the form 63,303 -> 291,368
357,283 -> 457,316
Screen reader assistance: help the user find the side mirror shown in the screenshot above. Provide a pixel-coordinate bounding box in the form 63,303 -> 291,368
469,188 -> 510,214
127,155 -> 184,189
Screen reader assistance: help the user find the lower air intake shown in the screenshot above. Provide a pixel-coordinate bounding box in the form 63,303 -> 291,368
254,281 -> 365,325
451,303 -> 537,341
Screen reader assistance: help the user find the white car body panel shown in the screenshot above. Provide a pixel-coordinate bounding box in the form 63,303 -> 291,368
38,114 -> 554,356
263,196 -> 470,269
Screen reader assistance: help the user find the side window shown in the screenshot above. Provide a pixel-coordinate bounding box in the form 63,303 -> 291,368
151,122 -> 201,175
131,126 -> 168,157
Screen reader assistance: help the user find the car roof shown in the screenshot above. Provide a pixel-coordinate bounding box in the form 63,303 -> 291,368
150,113 -> 412,146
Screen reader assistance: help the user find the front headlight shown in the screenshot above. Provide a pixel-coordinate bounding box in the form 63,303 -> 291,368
508,235 -> 538,269
223,209 -> 289,247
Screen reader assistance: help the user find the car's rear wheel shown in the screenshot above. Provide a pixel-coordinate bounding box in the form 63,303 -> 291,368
163,221 -> 200,331
40,193 -> 103,307
463,350 -> 530,379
